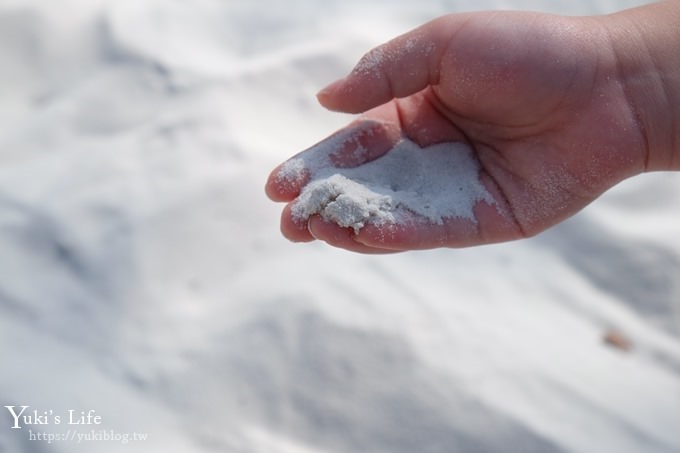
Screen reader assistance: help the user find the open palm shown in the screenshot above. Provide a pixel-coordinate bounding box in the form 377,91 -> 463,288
266,11 -> 647,253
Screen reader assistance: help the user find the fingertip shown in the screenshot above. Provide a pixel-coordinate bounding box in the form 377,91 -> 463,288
264,171 -> 286,201
316,80 -> 373,114
316,78 -> 347,111
280,204 -> 315,243
265,161 -> 310,202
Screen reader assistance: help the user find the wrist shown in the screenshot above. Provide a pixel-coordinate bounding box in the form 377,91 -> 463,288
602,1 -> 680,172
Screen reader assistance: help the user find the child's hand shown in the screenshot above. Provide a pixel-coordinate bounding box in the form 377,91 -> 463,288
267,6 -> 678,253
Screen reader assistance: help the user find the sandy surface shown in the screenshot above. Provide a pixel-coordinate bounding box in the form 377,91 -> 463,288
1,1 -> 678,452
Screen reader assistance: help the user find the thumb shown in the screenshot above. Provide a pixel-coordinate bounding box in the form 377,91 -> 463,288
317,17 -> 455,114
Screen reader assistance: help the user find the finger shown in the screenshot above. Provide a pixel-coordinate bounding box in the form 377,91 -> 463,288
308,216 -> 400,254
316,16 -> 460,114
265,119 -> 400,202
353,196 -> 522,251
265,161 -> 310,202
326,119 -> 401,168
280,204 -> 314,242
353,211 -> 477,251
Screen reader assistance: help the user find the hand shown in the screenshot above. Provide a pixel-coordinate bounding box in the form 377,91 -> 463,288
266,11 -> 649,253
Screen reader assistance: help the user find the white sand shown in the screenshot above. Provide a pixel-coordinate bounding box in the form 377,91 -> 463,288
289,139 -> 494,232
2,1 -> 678,453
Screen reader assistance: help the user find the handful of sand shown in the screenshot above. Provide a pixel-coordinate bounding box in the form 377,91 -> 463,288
279,138 -> 493,232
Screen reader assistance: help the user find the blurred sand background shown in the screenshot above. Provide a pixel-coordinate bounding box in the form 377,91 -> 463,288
0,0 -> 678,452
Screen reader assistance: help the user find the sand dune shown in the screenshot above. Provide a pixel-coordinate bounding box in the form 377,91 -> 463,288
1,1 -> 678,452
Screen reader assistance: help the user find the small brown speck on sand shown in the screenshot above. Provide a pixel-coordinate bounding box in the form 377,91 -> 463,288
603,329 -> 633,352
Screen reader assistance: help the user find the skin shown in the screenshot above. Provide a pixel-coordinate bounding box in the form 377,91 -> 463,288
266,1 -> 680,253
